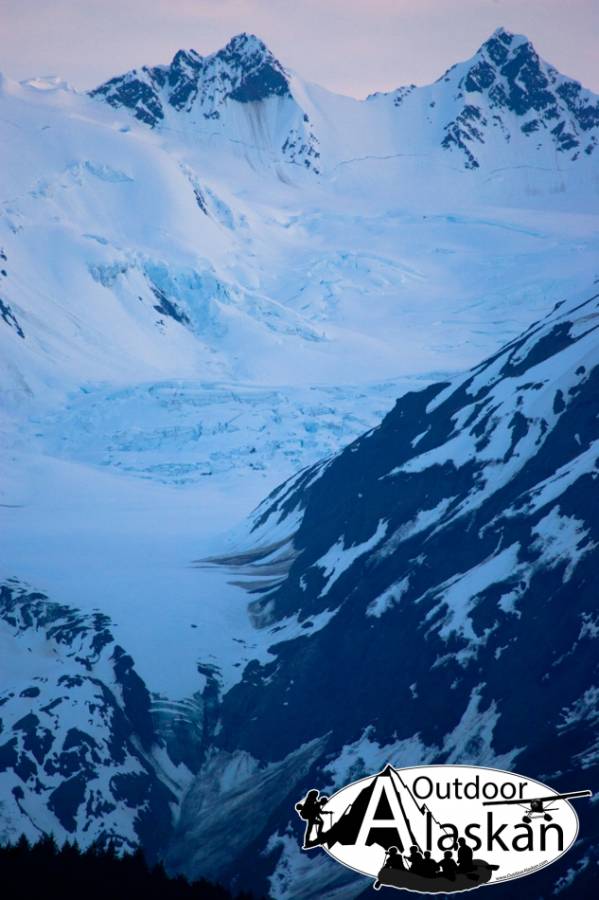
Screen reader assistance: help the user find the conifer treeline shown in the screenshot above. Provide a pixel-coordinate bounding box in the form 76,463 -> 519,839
0,834 -> 260,899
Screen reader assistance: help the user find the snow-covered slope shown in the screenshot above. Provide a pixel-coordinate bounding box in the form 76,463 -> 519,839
2,26 -> 599,414
0,580 -> 184,855
168,287 -> 599,897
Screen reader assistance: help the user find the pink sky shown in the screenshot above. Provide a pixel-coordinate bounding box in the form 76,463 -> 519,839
1,0 -> 598,95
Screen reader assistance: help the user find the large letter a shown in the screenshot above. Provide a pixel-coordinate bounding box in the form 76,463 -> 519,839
355,776 -> 412,847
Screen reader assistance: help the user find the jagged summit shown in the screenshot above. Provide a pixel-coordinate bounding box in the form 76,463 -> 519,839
484,26 -> 529,49
170,48 -> 203,68
220,31 -> 276,60
453,25 -> 592,114
421,26 -> 599,167
432,28 -> 531,84
90,31 -> 290,126
167,32 -> 284,85
87,30 -> 322,170
212,31 -> 290,103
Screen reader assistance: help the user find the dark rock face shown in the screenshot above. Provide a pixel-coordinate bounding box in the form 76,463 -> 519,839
91,72 -> 166,127
150,285 -> 190,326
497,38 -> 556,116
228,62 -> 290,104
0,298 -> 25,339
167,49 -> 204,111
441,105 -> 486,168
217,34 -> 291,104
187,289 -> 598,896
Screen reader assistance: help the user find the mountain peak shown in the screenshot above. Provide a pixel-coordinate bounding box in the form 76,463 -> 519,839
487,26 -> 526,46
222,32 -> 273,59
167,36 -> 275,73
88,30 -> 320,169
439,22 -> 599,164
211,32 -> 290,104
170,48 -> 203,68
90,30 -> 291,125
476,26 -> 533,64
491,25 -> 513,40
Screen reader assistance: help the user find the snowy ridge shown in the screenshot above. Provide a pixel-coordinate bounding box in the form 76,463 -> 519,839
178,286 -> 599,897
89,28 -> 599,178
249,287 -> 599,627
90,33 -> 321,172
376,27 -> 599,169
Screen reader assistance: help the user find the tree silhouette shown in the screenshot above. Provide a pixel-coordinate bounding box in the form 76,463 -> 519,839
0,834 -> 261,899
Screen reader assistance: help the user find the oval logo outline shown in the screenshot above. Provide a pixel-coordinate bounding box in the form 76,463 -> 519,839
297,763 -> 588,893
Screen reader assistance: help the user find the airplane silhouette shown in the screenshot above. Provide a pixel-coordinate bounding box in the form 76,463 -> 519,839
483,790 -> 592,824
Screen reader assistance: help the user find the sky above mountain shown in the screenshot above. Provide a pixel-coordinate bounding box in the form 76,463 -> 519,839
1,0 -> 598,96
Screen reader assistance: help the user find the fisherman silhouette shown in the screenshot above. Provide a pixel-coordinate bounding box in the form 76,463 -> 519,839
295,790 -> 328,848
421,850 -> 440,878
440,850 -> 458,882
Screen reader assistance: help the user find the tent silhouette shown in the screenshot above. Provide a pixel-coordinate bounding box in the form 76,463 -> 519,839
322,765 -> 447,853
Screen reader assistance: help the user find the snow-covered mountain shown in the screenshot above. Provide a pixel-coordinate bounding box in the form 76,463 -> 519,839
169,286 -> 599,897
1,24 -> 599,900
90,27 -> 599,176
3,286 -> 596,896
2,26 -> 599,412
367,26 -> 599,169
90,33 -> 321,173
0,580 -> 184,855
